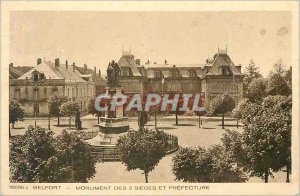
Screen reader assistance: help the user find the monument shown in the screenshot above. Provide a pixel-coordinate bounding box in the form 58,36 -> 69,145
86,60 -> 129,146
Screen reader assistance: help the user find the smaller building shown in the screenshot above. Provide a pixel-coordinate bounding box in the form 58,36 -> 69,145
10,58 -> 102,116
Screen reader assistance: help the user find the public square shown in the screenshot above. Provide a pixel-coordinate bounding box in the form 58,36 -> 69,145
10,115 -> 290,183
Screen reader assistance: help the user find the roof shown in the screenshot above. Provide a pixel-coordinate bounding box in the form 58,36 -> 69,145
142,63 -> 206,68
206,53 -> 242,76
75,66 -> 106,86
19,61 -> 87,83
144,66 -> 205,78
9,66 -> 34,79
19,61 -> 64,80
117,54 -> 142,77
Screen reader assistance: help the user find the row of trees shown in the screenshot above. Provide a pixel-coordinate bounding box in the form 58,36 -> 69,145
10,126 -> 97,182
48,94 -> 79,128
171,61 -> 292,183
173,95 -> 291,183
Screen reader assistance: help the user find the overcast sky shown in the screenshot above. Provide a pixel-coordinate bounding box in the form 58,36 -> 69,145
10,11 -> 291,76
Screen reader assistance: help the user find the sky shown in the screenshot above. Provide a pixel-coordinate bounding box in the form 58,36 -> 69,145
10,11 -> 292,77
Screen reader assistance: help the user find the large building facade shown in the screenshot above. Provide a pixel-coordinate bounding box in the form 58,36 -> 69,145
117,49 -> 243,108
9,48 -> 243,116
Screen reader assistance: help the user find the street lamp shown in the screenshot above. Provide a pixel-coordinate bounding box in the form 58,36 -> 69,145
48,112 -> 51,130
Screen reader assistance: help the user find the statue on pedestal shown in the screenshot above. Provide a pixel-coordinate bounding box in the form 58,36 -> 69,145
106,60 -> 121,88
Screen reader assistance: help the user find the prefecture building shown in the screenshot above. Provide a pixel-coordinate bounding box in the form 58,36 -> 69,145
117,49 -> 243,108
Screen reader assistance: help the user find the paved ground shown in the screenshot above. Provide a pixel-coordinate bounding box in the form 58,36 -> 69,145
10,115 -> 291,183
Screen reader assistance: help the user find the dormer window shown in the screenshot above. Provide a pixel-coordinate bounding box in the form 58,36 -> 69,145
154,70 -> 161,78
221,66 -> 230,75
122,67 -> 131,77
32,70 -> 39,81
39,73 -> 45,80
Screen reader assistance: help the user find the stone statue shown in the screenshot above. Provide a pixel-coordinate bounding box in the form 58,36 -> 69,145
106,60 -> 121,87
138,111 -> 148,129
75,107 -> 82,130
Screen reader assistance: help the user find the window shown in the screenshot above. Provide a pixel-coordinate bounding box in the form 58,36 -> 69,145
221,66 -> 229,75
34,88 -> 39,99
14,88 -> 20,99
169,83 -> 180,91
67,88 -> 70,96
153,83 -> 160,91
122,67 -> 130,77
39,73 -> 45,80
25,87 -> 28,98
189,70 -> 195,77
189,83 -> 195,91
171,70 -> 179,77
44,87 -> 47,97
154,70 -> 161,78
52,87 -> 58,93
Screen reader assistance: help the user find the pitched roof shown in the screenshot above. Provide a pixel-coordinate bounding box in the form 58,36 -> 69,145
75,66 -> 106,86
18,61 -> 87,82
56,64 -> 87,82
117,54 -> 142,77
206,53 -> 242,76
19,61 -> 64,80
9,66 -> 34,79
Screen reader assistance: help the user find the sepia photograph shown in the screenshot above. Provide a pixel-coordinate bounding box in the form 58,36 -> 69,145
1,1 -> 299,195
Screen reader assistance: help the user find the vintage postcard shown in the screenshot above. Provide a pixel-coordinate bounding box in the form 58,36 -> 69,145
0,1 -> 299,195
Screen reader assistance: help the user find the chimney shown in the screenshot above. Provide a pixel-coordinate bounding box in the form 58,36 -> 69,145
94,66 -> 96,73
136,59 -> 140,65
9,63 -> 13,68
66,60 -> 68,69
165,59 -> 167,65
98,69 -> 101,76
72,62 -> 75,72
55,58 -> 60,67
84,64 -> 87,72
37,58 -> 42,65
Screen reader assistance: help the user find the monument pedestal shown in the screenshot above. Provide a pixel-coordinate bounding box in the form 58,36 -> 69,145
87,86 -> 129,147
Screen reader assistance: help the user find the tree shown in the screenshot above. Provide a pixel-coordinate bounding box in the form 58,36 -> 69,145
172,145 -> 247,182
168,95 -> 186,126
9,98 -> 25,136
147,96 -> 170,129
195,109 -> 206,128
10,126 -> 97,183
284,66 -> 292,90
48,93 -> 68,126
246,78 -> 267,103
60,100 -> 79,128
209,94 -> 235,129
55,130 -> 97,182
9,126 -> 59,182
88,98 -> 105,124
267,73 -> 291,96
232,98 -> 251,128
243,59 -> 262,95
117,128 -> 169,183
240,96 -> 291,183
221,129 -> 246,167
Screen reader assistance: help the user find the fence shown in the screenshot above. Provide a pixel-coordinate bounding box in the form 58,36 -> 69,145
83,132 -> 179,162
